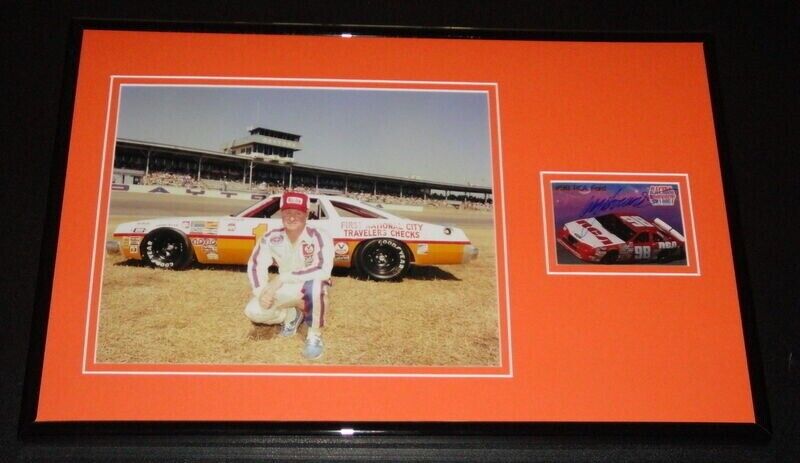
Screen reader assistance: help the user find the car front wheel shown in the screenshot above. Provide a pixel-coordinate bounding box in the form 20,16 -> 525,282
355,238 -> 410,281
141,229 -> 194,270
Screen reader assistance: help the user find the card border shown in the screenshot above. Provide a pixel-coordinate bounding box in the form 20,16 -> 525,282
540,171 -> 701,276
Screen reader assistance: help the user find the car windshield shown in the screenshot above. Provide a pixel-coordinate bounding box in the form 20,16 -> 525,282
237,197 -> 327,220
595,214 -> 635,241
232,197 -> 273,217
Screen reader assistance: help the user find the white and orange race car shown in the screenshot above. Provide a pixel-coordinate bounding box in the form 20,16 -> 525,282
107,194 -> 478,280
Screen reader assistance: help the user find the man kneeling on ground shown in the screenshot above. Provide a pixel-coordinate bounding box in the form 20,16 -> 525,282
244,191 -> 333,360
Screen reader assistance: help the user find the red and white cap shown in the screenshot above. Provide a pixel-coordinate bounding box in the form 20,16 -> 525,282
280,191 -> 309,213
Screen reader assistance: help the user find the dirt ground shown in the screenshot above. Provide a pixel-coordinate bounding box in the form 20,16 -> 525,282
96,194 -> 500,367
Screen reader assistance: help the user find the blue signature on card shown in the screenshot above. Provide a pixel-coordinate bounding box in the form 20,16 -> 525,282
579,187 -> 649,216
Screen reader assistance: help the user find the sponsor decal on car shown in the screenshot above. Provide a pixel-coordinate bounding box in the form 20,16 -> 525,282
191,237 -> 217,246
123,236 -> 142,252
334,242 -> 349,255
190,221 -> 218,234
340,221 -> 423,239
573,219 -> 615,245
416,243 -> 429,255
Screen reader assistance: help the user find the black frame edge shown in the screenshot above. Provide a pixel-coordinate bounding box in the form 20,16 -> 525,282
701,38 -> 772,439
18,20 -> 85,441
17,19 -> 771,443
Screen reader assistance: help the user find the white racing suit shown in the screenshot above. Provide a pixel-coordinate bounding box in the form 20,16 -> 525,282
244,225 -> 334,332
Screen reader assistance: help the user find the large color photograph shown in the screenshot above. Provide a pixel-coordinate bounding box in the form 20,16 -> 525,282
98,83 -> 502,368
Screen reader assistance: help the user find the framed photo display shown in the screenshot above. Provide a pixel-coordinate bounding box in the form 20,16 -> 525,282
24,22 -> 767,435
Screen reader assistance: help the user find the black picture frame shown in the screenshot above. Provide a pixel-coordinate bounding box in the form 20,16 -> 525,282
12,10 -> 788,461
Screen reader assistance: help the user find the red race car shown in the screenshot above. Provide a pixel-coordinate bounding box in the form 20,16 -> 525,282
557,213 -> 686,264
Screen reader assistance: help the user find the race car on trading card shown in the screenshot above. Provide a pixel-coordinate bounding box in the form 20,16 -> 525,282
108,194 -> 479,280
556,213 -> 686,264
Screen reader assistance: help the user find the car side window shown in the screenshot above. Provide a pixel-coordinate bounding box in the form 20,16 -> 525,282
308,198 -> 327,220
245,200 -> 281,219
634,233 -> 650,243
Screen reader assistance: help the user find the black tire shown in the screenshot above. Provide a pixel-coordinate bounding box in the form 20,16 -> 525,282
600,250 -> 618,264
355,238 -> 410,281
657,249 -> 677,263
141,229 -> 194,270
658,247 -> 686,263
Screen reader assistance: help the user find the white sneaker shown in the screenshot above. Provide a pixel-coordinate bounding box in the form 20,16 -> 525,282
303,333 -> 324,360
280,310 -> 303,337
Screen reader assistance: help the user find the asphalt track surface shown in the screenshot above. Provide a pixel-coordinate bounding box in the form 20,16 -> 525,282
109,191 -> 495,229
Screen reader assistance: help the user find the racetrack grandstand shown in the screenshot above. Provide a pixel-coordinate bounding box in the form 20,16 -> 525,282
113,129 -> 493,208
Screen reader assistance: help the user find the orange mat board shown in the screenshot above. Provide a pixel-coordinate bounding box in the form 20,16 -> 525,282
36,30 -> 754,423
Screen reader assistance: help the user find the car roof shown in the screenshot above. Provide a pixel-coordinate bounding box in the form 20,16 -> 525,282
246,193 -> 404,220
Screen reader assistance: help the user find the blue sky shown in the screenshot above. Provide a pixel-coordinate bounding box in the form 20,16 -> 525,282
117,86 -> 493,186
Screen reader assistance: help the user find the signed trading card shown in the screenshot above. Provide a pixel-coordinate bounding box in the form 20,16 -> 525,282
541,172 -> 699,276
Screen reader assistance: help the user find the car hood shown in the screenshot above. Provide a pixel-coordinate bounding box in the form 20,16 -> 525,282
564,218 -> 625,249
113,216 -> 225,234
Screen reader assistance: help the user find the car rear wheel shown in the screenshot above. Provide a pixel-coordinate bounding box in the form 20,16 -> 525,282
657,247 -> 686,263
141,229 -> 194,270
355,238 -> 410,281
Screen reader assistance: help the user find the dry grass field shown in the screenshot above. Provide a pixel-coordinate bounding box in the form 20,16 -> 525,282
96,195 -> 500,367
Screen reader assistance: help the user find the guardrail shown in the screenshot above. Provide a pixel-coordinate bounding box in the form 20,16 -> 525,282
111,184 -> 268,201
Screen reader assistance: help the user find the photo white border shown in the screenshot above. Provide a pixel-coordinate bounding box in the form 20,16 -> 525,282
540,171 -> 701,277
81,76 -> 513,378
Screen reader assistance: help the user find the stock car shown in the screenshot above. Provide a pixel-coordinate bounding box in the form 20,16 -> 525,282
107,194 -> 478,280
556,213 -> 686,264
